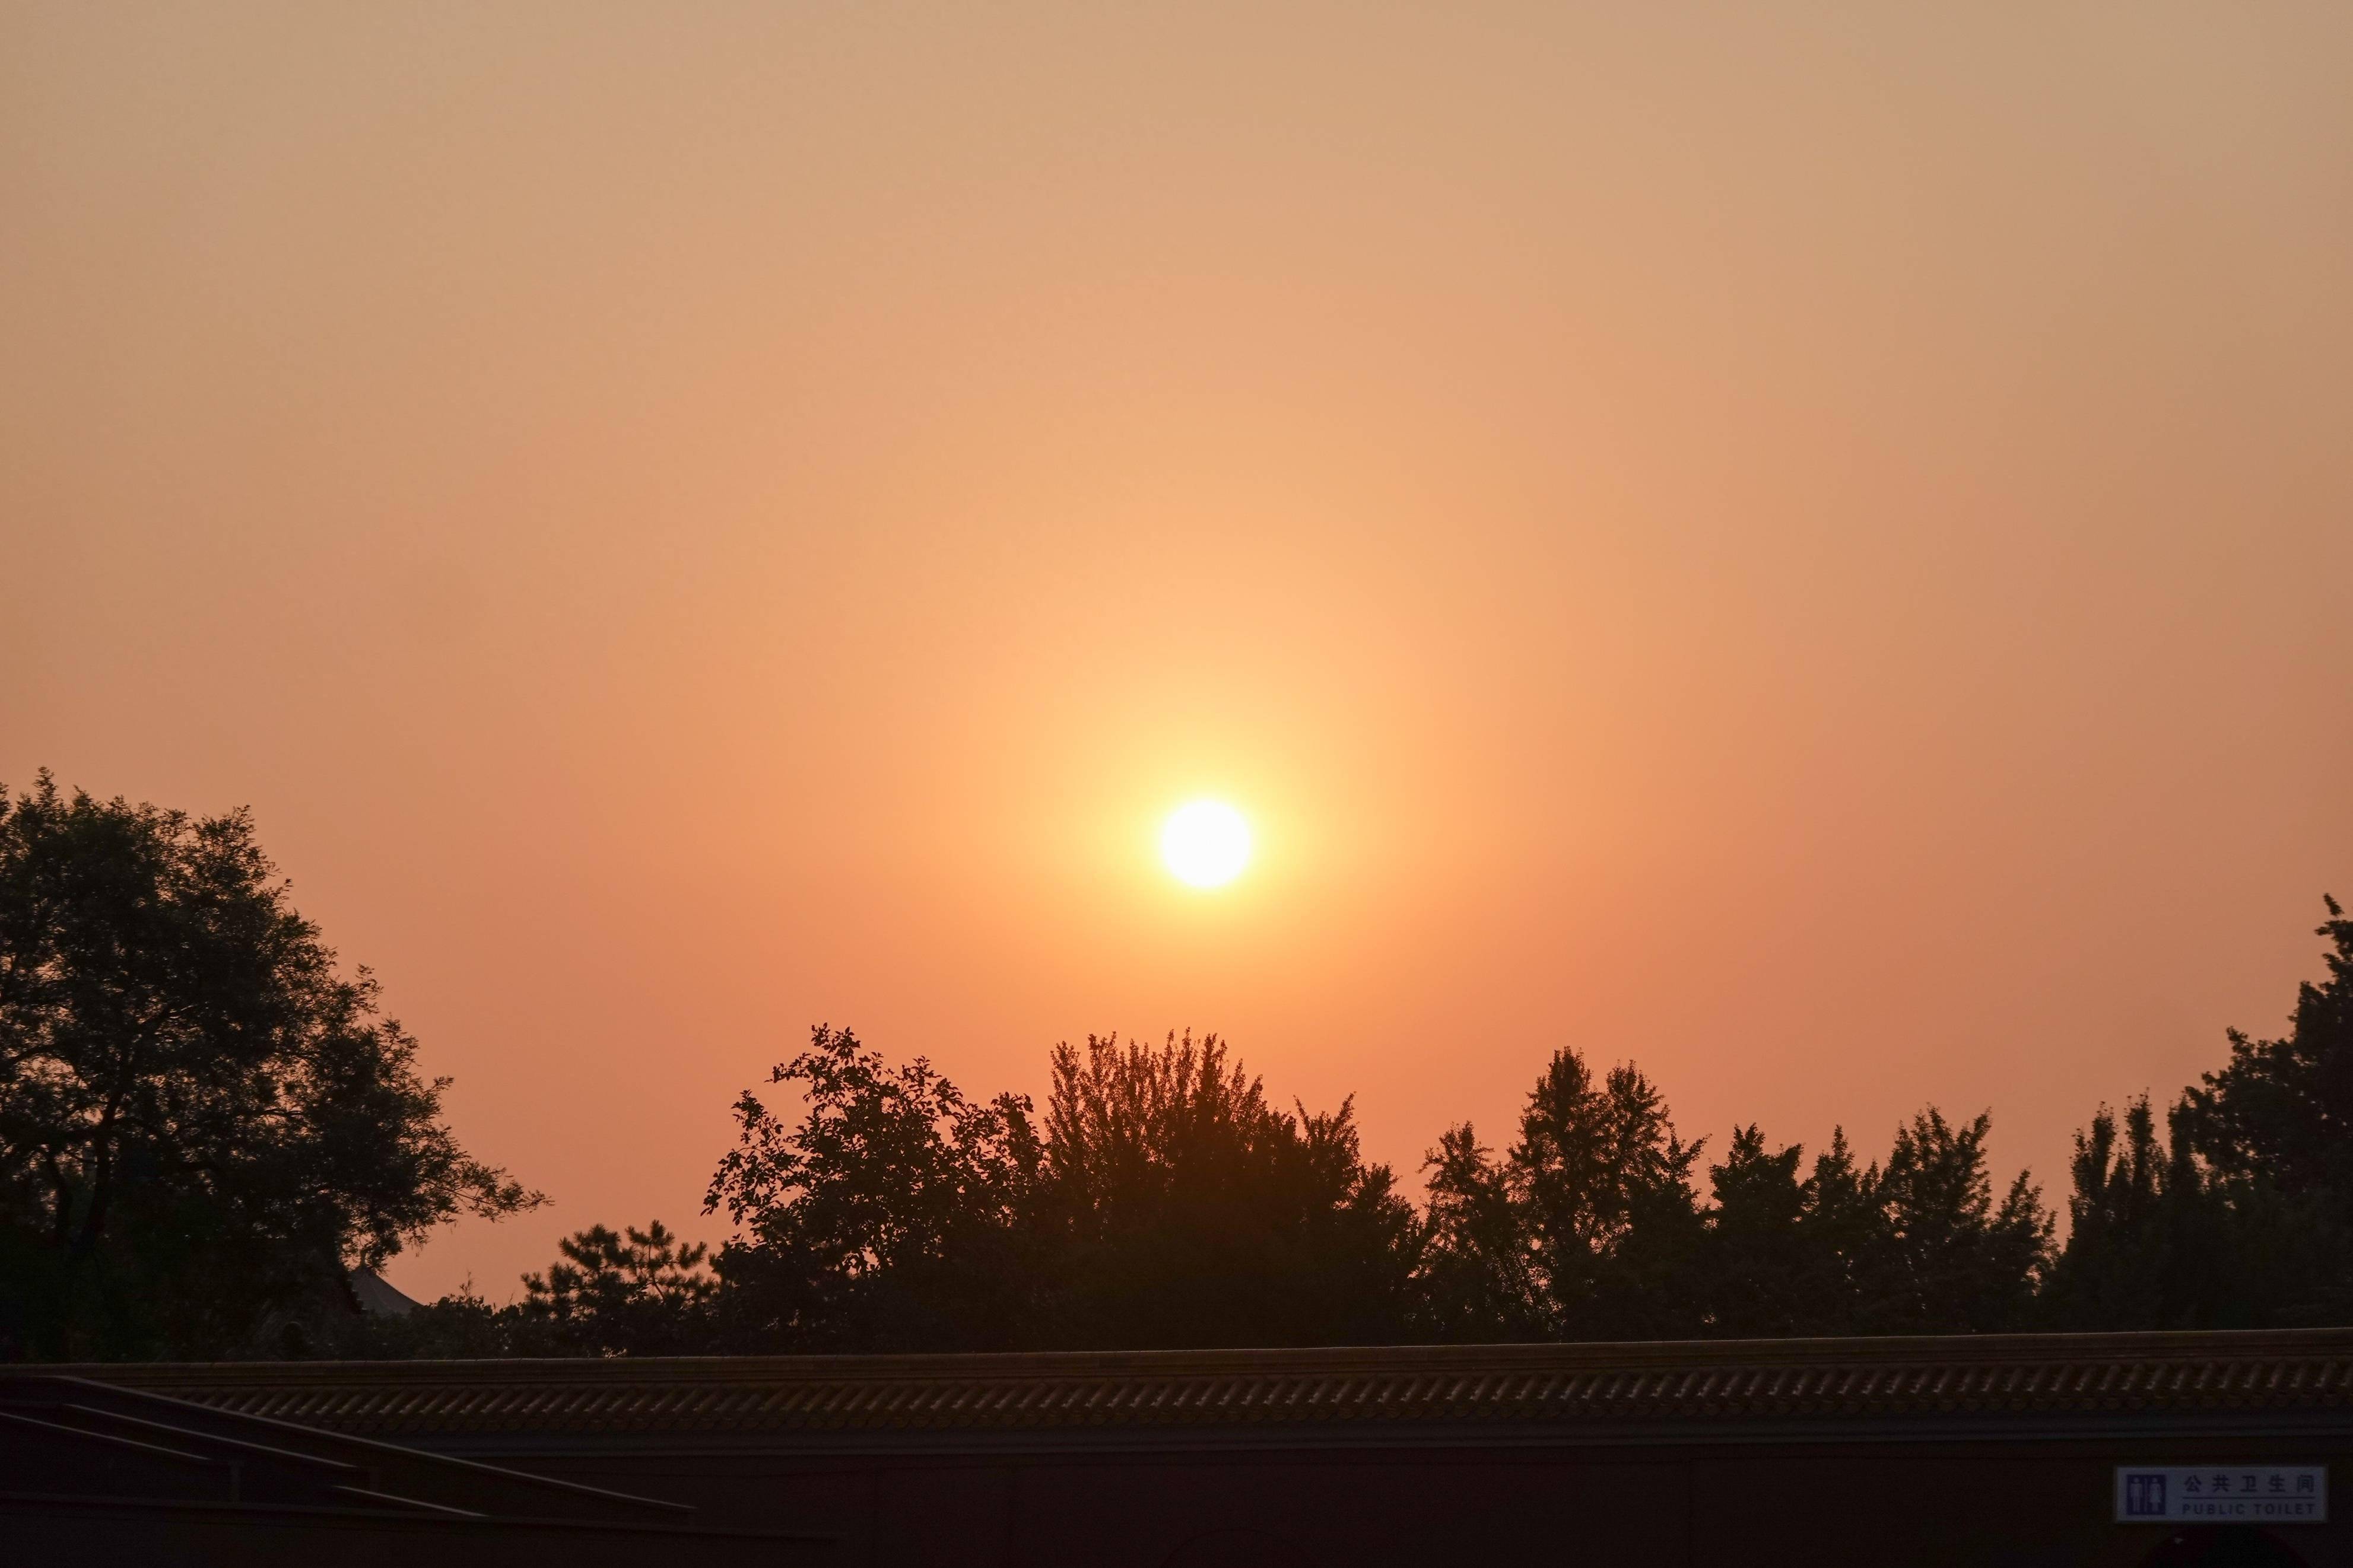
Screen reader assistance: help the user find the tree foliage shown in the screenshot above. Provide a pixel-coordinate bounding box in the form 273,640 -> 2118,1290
2045,899 -> 2353,1329
686,1029 -> 2055,1352
1420,1050 -> 1710,1340
699,1029 -> 1415,1351
703,1025 -> 1045,1350
512,1222 -> 718,1356
0,775 -> 535,1359
1417,1054 -> 2049,1341
1036,1032 -> 1420,1347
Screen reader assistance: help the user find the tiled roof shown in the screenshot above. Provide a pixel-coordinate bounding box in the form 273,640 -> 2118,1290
80,1330 -> 2353,1443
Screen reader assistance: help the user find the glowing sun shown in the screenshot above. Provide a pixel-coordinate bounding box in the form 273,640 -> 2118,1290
1161,800 -> 1252,888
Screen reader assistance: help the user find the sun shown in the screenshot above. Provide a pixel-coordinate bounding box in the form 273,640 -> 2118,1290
1161,800 -> 1252,888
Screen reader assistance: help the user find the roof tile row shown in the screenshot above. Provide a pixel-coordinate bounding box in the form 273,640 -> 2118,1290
82,1329 -> 2353,1438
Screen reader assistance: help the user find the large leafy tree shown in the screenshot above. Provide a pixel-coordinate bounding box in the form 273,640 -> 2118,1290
0,774 -> 536,1358
703,1028 -> 1417,1350
1037,1032 -> 1420,1348
704,1025 -> 1047,1350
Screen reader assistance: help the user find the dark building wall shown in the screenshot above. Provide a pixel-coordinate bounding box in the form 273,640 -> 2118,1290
0,1499 -> 814,1568
82,1331 -> 2353,1568
439,1432 -> 2351,1568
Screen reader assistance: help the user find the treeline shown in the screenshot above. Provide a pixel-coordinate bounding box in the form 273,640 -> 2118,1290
368,895 -> 2353,1357
376,1031 -> 2052,1356
5,774 -> 2349,1360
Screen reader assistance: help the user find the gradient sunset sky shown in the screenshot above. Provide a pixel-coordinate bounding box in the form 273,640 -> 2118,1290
5,4 -> 2349,1300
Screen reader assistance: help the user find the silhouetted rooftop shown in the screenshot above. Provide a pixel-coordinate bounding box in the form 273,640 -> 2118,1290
77,1328 -> 2353,1449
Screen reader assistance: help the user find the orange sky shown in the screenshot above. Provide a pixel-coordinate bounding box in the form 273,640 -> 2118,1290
5,5 -> 2349,1303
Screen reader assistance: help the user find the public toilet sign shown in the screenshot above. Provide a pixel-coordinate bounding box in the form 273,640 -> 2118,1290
2116,1466 -> 2326,1524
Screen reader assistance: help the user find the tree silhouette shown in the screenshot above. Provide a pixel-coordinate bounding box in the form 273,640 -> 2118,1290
1037,1032 -> 1419,1348
700,1029 -> 1415,1350
513,1222 -> 718,1356
1872,1109 -> 2050,1332
18,768 -> 2342,1359
2047,898 -> 2353,1329
1511,1049 -> 1708,1338
0,774 -> 536,1359
1420,1123 -> 1545,1340
1701,1125 -> 1813,1337
1421,1048 -> 2050,1341
704,1025 -> 1045,1351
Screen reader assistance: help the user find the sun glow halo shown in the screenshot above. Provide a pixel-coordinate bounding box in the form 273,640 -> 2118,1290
1161,800 -> 1252,889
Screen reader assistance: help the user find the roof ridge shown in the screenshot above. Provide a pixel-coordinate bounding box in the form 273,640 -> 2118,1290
65,1330 -> 2353,1439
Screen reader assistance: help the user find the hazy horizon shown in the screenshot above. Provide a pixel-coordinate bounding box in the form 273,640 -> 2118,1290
5,3 -> 2349,1303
